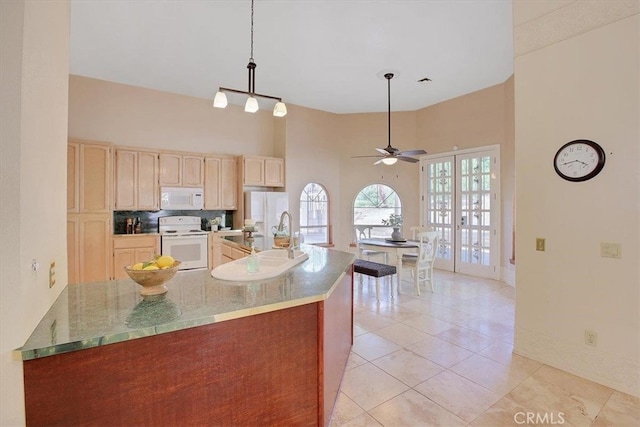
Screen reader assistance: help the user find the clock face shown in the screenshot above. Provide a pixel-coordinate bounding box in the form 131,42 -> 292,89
553,139 -> 605,182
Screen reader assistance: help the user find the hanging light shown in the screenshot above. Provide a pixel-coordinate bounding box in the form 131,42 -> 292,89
381,157 -> 398,165
213,0 -> 286,117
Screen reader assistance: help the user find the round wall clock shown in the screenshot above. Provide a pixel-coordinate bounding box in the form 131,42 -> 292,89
553,139 -> 606,182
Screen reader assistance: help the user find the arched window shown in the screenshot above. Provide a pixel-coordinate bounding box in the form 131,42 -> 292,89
353,184 -> 402,238
299,182 -> 329,244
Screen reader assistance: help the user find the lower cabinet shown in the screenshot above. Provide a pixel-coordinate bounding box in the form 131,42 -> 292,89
209,235 -> 249,269
67,214 -> 112,284
112,235 -> 160,279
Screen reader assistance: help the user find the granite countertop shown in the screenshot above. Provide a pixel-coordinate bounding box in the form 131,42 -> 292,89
17,246 -> 354,361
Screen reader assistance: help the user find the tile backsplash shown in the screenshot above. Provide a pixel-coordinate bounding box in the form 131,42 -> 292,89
113,210 -> 234,234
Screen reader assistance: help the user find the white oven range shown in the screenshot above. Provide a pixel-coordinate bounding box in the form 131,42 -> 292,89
159,216 -> 208,271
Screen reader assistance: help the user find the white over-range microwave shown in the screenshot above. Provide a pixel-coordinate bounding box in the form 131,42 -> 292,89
160,187 -> 204,210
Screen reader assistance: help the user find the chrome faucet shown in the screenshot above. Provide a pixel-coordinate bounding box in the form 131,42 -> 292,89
278,210 -> 295,259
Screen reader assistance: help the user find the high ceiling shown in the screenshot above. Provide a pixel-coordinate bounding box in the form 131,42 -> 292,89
70,0 -> 514,114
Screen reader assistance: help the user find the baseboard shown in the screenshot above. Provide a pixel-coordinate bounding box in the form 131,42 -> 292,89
514,327 -> 640,398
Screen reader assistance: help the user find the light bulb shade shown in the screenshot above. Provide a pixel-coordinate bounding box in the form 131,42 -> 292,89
213,91 -> 228,108
381,157 -> 398,165
244,96 -> 259,113
273,101 -> 287,117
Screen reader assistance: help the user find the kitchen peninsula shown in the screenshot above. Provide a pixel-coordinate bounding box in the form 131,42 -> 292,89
18,246 -> 355,427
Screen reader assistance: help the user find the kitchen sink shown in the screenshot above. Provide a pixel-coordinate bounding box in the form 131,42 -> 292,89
211,249 -> 309,282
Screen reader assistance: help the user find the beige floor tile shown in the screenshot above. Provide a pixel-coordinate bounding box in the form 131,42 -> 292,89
414,370 -> 502,423
479,341 -> 543,375
329,392 -> 365,427
593,390 -> 640,426
450,353 -> 536,395
407,335 -> 474,368
457,316 -> 514,340
471,395 -> 529,426
370,304 -> 422,323
340,363 -> 409,411
346,351 -> 368,371
435,325 -> 496,352
400,313 -> 454,335
372,348 -> 444,387
368,389 -> 467,426
532,365 -> 613,406
352,332 -> 402,361
373,323 -> 429,347
507,374 -> 608,426
338,413 -> 383,427
354,310 -> 398,333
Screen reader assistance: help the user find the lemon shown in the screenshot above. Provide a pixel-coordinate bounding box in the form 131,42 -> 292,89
132,262 -> 144,270
143,265 -> 159,270
156,255 -> 175,268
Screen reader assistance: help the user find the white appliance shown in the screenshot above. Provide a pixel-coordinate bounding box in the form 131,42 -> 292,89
160,187 -> 204,210
159,216 -> 208,270
244,191 -> 289,251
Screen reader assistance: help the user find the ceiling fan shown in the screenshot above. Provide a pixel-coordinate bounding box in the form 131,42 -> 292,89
352,73 -> 427,165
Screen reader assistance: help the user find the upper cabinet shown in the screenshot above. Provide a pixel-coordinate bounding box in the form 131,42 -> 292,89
68,140 -> 111,213
204,156 -> 238,210
159,153 -> 204,187
242,156 -> 285,187
114,149 -> 159,211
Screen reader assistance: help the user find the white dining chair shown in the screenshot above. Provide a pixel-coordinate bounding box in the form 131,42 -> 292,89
354,226 -> 388,264
409,225 -> 433,239
401,231 -> 438,295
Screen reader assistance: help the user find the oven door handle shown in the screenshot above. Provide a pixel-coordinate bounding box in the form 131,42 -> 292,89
161,234 -> 207,240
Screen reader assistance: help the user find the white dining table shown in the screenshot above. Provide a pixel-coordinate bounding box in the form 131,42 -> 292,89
358,238 -> 419,294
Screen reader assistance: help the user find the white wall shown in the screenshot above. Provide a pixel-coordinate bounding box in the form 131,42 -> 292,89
0,1 -> 70,425
514,1 -> 639,396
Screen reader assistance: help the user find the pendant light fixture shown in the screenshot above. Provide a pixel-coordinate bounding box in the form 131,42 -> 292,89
213,0 -> 287,117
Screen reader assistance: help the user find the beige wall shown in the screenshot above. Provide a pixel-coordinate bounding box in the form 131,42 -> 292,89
0,1 -> 70,425
514,1 -> 639,396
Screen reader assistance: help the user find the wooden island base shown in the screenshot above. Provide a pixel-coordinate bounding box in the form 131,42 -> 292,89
24,270 -> 353,426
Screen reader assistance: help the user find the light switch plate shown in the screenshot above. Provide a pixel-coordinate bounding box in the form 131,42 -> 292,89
536,238 -> 545,251
600,242 -> 621,258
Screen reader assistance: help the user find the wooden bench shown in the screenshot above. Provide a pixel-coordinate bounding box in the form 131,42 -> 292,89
353,259 -> 397,301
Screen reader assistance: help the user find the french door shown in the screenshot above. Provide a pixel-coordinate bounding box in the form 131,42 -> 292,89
420,146 -> 500,279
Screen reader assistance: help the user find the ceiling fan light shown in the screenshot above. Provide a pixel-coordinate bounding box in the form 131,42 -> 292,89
213,91 -> 228,108
381,157 -> 398,165
244,96 -> 259,113
273,101 -> 287,117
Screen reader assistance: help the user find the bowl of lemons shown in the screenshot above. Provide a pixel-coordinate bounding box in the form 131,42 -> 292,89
124,255 -> 181,296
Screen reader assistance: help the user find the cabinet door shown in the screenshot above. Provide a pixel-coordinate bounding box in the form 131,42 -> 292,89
114,150 -> 137,210
113,248 -> 135,280
78,214 -> 111,283
79,143 -> 111,213
264,158 -> 285,187
183,156 -> 204,187
67,143 -> 79,213
243,157 -> 265,186
221,157 -> 238,209
159,153 -> 182,186
204,157 -> 221,209
137,151 -> 159,210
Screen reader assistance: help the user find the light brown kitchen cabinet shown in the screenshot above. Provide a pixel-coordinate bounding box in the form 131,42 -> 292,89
114,149 -> 159,210
67,214 -> 112,284
68,140 -> 111,213
209,235 -> 249,269
204,156 -> 238,210
242,156 -> 284,187
112,235 -> 160,279
159,153 -> 204,187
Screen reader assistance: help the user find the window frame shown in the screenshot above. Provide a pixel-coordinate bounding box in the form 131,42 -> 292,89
299,182 -> 330,245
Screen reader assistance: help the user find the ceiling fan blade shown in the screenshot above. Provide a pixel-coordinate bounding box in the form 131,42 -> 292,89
375,147 -> 389,155
351,155 -> 384,159
397,156 -> 420,163
374,158 -> 385,165
397,149 -> 427,156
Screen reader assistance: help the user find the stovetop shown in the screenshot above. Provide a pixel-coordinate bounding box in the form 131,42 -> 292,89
158,215 -> 206,235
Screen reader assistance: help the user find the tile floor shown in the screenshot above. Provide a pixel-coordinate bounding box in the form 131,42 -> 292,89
330,269 -> 639,426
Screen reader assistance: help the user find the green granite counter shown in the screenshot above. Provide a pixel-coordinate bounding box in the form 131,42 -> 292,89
17,245 -> 354,361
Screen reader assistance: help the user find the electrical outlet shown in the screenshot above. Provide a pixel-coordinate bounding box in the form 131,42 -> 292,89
49,261 -> 56,288
600,242 -> 621,259
536,238 -> 545,251
584,330 -> 598,347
